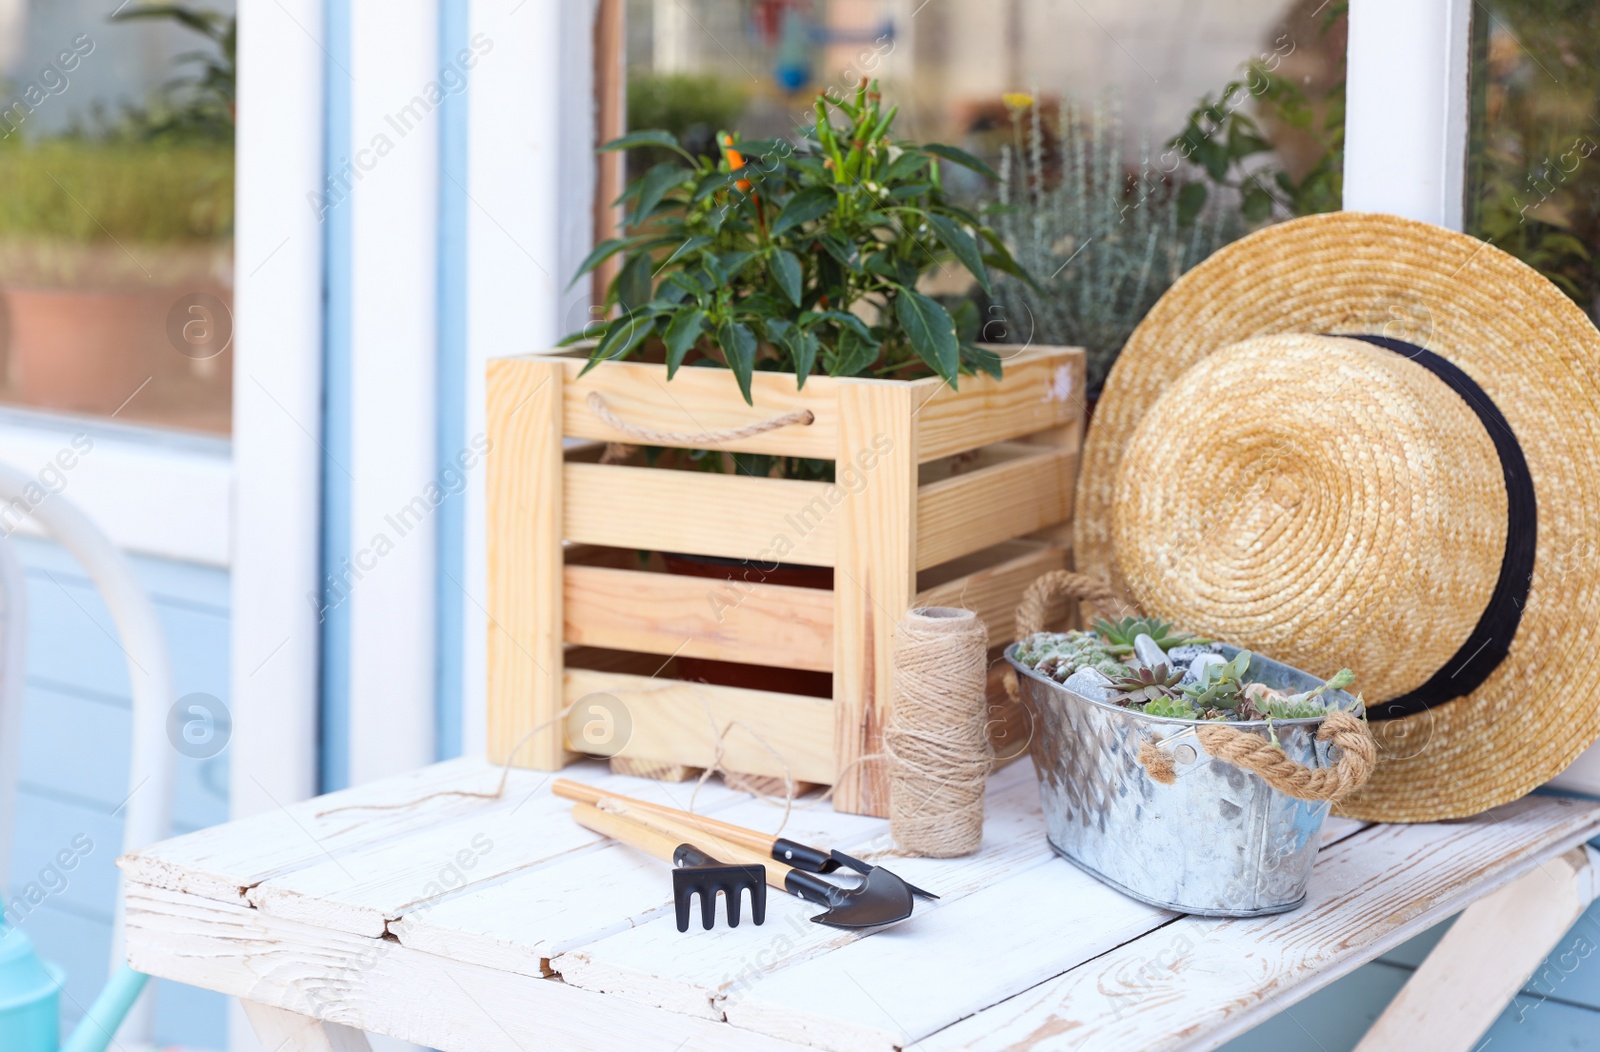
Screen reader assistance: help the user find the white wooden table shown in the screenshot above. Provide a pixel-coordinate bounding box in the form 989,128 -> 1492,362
119,757 -> 1600,1051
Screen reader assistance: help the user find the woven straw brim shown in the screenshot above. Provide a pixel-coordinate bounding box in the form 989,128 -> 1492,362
1076,212 -> 1600,823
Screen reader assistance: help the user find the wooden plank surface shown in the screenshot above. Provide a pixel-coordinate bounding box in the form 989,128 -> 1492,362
915,447 -> 1075,570
914,542 -> 1069,646
391,793 -> 886,978
565,565 -> 834,672
913,348 -> 1083,463
487,356 -> 571,769
917,795 -> 1600,1052
125,881 -> 816,1052
831,380 -> 917,816
1355,845 -> 1600,1052
117,758 -> 536,904
555,356 -> 838,459
243,769 -> 749,938
563,668 -> 837,783
565,463 -> 836,566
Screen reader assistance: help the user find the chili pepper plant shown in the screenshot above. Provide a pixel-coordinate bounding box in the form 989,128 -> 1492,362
566,78 -> 1033,405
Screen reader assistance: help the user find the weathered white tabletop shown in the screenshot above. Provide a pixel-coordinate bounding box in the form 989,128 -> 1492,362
119,757 -> 1600,1051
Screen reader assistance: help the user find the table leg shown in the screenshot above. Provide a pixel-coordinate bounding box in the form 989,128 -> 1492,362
1355,844 -> 1600,1051
242,1000 -> 375,1052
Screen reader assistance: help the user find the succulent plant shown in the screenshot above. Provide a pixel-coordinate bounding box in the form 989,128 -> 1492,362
1143,695 -> 1199,720
1092,616 -> 1208,656
1110,662 -> 1185,706
1179,650 -> 1253,712
1015,631 -> 1127,681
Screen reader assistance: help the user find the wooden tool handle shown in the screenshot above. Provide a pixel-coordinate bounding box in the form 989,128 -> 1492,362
572,799 -> 796,893
570,802 -> 688,866
552,778 -> 774,854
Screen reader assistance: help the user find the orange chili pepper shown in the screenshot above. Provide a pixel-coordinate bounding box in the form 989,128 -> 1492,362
722,134 -> 753,193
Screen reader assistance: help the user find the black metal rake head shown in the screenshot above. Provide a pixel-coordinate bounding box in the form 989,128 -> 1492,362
671,844 -> 768,931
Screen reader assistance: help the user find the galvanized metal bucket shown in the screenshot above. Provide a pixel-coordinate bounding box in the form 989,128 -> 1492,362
1005,643 -> 1359,917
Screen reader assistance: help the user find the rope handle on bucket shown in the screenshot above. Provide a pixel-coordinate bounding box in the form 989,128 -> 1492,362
1138,710 -> 1377,803
587,391 -> 814,447
1005,571 -> 1139,703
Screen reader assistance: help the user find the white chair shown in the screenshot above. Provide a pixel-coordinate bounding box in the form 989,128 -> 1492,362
0,461 -> 178,1047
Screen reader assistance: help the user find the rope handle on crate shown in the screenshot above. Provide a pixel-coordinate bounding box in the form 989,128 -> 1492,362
1138,711 -> 1377,803
1005,571 -> 1138,703
587,391 -> 814,447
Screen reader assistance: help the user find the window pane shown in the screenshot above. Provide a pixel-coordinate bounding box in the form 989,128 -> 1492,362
1467,1 -> 1599,325
0,1 -> 234,434
619,0 -> 1345,390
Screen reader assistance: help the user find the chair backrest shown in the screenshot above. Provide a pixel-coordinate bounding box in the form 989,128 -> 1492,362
0,533 -> 27,906
0,462 -> 176,1044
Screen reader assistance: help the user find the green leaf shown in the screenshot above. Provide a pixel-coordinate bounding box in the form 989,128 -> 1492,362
615,252 -> 654,312
600,129 -> 695,164
830,328 -> 879,376
1176,182 -> 1208,227
976,227 -> 1031,283
568,236 -> 648,289
657,234 -> 714,270
631,162 -> 689,226
961,341 -> 1003,380
771,187 -> 836,236
716,319 -> 758,404
1242,186 -> 1274,222
770,249 -> 803,307
710,250 -> 756,285
893,287 -> 959,384
812,309 -> 874,342
919,143 -> 1000,182
790,328 -> 820,387
662,309 -> 706,378
592,310 -> 656,365
927,213 -> 991,295
880,150 -> 928,183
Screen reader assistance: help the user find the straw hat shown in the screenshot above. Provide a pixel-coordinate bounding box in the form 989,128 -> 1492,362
1076,211 -> 1600,822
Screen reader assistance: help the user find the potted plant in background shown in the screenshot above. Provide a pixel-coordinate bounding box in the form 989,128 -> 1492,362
489,81 -> 1086,815
0,3 -> 233,428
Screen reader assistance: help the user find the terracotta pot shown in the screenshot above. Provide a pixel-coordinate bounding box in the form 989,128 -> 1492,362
660,552 -> 834,699
1,285 -> 155,414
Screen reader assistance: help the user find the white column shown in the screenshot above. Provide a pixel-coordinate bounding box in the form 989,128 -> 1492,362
346,0 -> 441,784
231,0 -> 324,818
1343,0 -> 1472,230
461,0 -> 595,756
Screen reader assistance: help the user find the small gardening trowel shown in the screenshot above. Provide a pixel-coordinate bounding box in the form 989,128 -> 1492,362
569,801 -> 916,931
553,778 -> 937,899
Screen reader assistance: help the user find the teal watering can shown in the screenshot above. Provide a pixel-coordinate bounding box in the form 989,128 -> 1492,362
0,926 -> 148,1052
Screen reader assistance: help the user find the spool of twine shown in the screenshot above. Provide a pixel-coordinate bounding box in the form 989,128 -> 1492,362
886,606 -> 991,857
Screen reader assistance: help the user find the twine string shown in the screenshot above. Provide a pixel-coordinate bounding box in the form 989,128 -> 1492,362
886,606 -> 992,857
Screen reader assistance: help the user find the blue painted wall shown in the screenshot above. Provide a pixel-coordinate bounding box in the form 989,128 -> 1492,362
4,536 -> 228,1049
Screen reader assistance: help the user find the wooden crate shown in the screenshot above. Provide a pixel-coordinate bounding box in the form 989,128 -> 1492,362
487,345 -> 1085,816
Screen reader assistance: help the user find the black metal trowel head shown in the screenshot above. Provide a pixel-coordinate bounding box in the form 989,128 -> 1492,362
784,865 -> 916,930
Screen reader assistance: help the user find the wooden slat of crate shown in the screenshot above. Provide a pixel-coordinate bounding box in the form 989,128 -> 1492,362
564,669 -> 836,783
831,381 -> 918,816
914,348 -> 1084,462
915,447 -> 1076,570
564,463 -> 837,566
487,357 -> 572,769
554,356 -> 838,458
915,541 -> 1070,645
564,565 -> 833,671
